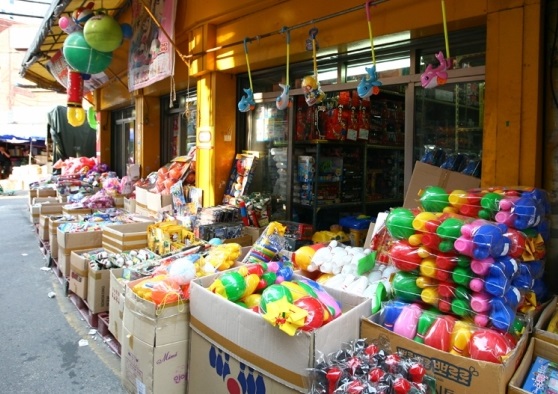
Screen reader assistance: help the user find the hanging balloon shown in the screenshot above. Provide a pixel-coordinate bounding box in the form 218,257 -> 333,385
87,107 -> 98,129
63,32 -> 113,74
72,2 -> 95,26
59,15 -> 82,34
67,69 -> 85,127
120,23 -> 133,40
83,14 -> 123,52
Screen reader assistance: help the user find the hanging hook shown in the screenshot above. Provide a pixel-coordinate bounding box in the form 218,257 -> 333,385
365,0 -> 373,21
309,27 -> 318,39
243,37 -> 251,54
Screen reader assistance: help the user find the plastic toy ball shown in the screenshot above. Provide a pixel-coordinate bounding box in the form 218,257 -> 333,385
292,244 -> 325,271
293,296 -> 325,331
385,207 -> 416,239
280,281 -> 311,301
259,284 -> 293,313
63,31 -> 112,74
419,186 -> 450,212
83,14 -> 123,53
121,23 -> 133,40
208,271 -> 246,302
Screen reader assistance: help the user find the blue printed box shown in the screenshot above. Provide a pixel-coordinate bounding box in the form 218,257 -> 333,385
360,314 -> 528,394
509,338 -> 558,394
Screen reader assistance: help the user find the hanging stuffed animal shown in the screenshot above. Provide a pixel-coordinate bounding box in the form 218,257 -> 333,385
357,1 -> 382,99
276,27 -> 291,110
302,28 -> 325,107
420,0 -> 453,89
238,38 -> 256,112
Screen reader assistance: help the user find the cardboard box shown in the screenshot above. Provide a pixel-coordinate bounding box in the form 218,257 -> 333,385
223,234 -> 253,247
146,190 -> 173,213
69,250 -> 90,299
508,337 -> 558,394
102,222 -> 152,254
29,204 -> 40,224
62,206 -> 93,216
123,197 -> 136,213
36,188 -> 57,198
360,315 -> 528,394
113,196 -> 124,208
87,266 -> 112,314
135,187 -> 148,206
135,202 -> 154,218
39,202 -> 67,216
57,228 -> 103,250
121,327 -> 188,394
58,246 -> 72,277
32,196 -> 59,205
49,216 -> 77,260
403,161 -> 480,209
38,215 -> 50,241
534,295 -> 558,345
123,278 -> 189,346
108,268 -> 126,343
189,270 -> 371,391
244,226 -> 265,244
189,329 -> 300,393
121,277 -> 190,394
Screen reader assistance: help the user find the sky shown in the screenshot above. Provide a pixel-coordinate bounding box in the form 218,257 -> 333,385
0,0 -> 51,24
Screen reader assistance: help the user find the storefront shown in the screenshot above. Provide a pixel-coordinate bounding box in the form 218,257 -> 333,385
20,0 -> 544,220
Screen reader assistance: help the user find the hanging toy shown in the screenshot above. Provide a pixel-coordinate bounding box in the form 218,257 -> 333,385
238,37 -> 256,112
420,0 -> 452,88
302,28 -> 326,107
67,69 -> 86,127
276,27 -> 291,110
72,2 -> 95,27
357,0 -> 382,99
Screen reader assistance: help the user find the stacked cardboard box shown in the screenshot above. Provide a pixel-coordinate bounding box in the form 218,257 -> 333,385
121,278 -> 189,394
101,222 -> 153,254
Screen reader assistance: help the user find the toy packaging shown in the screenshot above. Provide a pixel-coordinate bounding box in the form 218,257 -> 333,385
522,356 -> 558,394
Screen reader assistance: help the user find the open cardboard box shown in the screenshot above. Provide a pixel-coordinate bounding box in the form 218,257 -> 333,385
404,161 -> 480,209
360,313 -> 528,394
508,337 -> 558,394
189,268 -> 371,392
534,295 -> 558,345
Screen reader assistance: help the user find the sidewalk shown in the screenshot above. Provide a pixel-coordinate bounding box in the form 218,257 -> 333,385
0,192 -> 126,394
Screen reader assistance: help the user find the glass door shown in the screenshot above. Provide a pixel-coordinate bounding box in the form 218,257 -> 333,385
244,100 -> 290,220
111,107 -> 136,177
414,80 -> 484,177
161,91 -> 197,164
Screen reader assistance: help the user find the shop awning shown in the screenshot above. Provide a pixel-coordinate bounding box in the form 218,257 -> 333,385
19,0 -> 130,93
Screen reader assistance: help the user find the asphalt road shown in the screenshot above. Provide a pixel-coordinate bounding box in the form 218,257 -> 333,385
0,192 -> 126,394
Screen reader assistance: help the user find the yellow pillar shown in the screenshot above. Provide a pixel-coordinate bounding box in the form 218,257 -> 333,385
135,90 -> 161,177
482,0 -> 543,187
196,72 -> 237,207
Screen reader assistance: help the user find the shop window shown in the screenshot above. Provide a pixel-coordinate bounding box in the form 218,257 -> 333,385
161,90 -> 197,164
111,107 -> 135,177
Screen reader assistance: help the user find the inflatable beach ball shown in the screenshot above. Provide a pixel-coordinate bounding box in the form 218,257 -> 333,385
83,14 -> 123,53
63,31 -> 112,74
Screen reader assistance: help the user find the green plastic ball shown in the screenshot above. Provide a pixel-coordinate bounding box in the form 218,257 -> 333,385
63,31 -> 112,74
385,207 -> 416,239
83,14 -> 123,53
420,186 -> 450,212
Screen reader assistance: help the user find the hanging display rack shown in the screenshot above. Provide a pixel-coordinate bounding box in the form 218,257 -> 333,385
140,0 -> 390,69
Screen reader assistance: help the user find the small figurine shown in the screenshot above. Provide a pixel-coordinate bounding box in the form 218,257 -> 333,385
357,65 -> 382,99
302,75 -> 325,107
420,51 -> 451,89
237,88 -> 255,112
